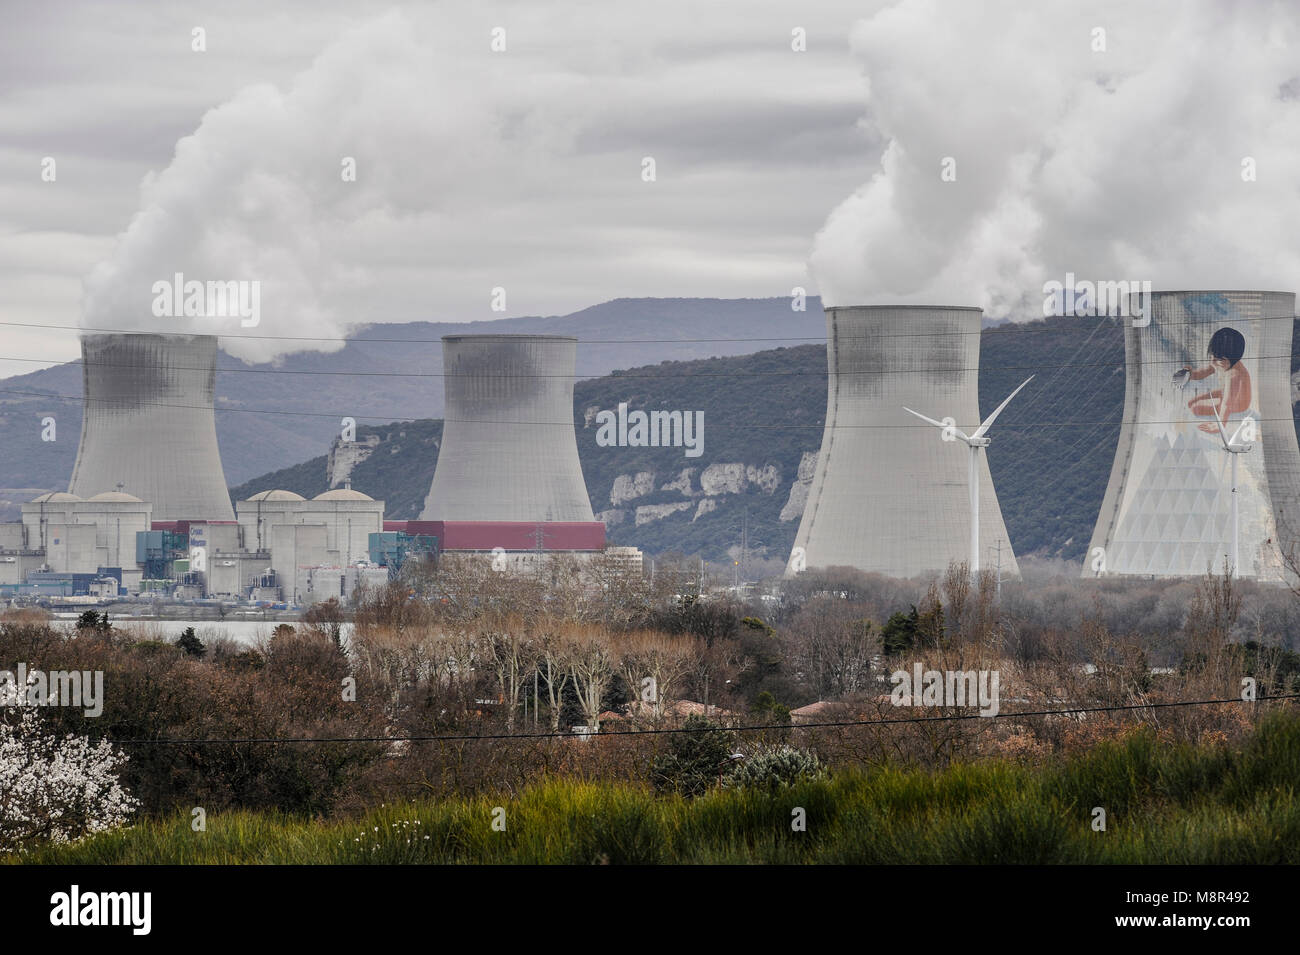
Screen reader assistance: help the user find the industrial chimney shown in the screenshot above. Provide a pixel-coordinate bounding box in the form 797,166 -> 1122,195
419,334 -> 596,522
1086,290 -> 1300,580
789,305 -> 1019,579
68,332 -> 235,521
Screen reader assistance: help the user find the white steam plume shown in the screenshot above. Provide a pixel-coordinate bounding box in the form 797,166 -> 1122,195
810,0 -> 1300,315
81,10 -> 545,363
78,3 -> 873,364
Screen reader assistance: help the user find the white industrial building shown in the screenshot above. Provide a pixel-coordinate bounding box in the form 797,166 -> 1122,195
0,492 -> 153,592
0,485 -> 387,606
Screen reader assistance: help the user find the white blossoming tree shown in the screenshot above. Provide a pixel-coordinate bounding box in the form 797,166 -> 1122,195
0,703 -> 139,854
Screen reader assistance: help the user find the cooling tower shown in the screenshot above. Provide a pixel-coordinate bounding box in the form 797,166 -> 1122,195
789,305 -> 1019,579
1085,290 -> 1300,580
68,333 -> 235,522
419,334 -> 596,522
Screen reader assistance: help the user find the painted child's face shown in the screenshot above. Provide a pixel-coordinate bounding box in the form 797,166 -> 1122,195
1209,355 -> 1232,372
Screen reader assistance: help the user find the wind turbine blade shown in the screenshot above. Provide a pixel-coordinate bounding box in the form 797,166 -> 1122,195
1227,419 -> 1248,447
902,407 -> 949,430
971,375 -> 1034,439
1211,399 -> 1232,451
902,407 -> 970,442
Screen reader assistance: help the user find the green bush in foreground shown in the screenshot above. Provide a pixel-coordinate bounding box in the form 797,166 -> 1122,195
13,710 -> 1299,865
724,745 -> 825,792
649,715 -> 739,798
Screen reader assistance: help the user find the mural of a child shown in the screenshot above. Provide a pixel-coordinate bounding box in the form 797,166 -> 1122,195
1184,326 -> 1251,434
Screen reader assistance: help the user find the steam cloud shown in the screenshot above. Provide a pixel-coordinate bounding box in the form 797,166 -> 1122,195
810,0 -> 1300,316
81,10 -> 557,363
79,3 -> 866,365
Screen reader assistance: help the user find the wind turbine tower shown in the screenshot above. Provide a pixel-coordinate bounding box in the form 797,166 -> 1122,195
904,375 -> 1033,575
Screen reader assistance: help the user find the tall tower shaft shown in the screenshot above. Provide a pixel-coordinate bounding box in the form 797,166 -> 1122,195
1086,290 -> 1300,579
790,305 -> 1019,578
68,332 -> 234,521
420,334 -> 595,522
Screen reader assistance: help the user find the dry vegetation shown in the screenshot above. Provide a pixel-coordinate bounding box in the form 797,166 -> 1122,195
2,554 -> 1297,823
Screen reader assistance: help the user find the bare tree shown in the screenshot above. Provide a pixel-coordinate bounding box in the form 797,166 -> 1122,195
535,624 -> 571,732
785,597 -> 877,699
566,626 -> 615,731
616,630 -> 700,720
481,620 -> 537,732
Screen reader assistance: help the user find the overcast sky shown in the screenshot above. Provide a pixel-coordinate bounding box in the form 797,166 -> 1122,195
0,0 -> 876,372
2,1 -> 1296,374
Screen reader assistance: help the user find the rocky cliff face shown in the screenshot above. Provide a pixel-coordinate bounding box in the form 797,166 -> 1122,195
327,434 -> 382,488
610,471 -> 657,505
596,458 -> 802,527
779,451 -> 819,522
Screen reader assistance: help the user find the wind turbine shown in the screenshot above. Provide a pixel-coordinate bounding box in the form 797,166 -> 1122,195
1210,399 -> 1254,578
903,376 -> 1034,576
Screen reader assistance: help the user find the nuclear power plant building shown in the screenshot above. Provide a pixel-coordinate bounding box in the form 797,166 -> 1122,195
789,305 -> 1020,579
0,332 -> 394,604
0,484 -> 390,605
1086,290 -> 1300,580
0,330 -> 638,603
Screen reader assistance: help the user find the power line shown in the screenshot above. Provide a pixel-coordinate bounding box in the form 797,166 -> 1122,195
2,350 -> 1296,380
1,385 -> 1289,431
977,311 -> 1121,497
0,312 -> 1294,342
4,321 -> 830,344
104,692 -> 1298,745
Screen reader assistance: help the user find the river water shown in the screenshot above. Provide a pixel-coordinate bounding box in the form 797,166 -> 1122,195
51,615 -> 354,647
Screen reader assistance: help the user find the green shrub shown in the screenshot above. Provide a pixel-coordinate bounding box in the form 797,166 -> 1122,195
16,715 -> 1300,865
130,639 -> 175,655
650,715 -> 739,797
176,628 -> 206,658
724,745 -> 825,791
75,610 -> 111,633
881,610 -> 916,655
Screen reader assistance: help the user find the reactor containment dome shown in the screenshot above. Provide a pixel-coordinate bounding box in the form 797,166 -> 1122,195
789,305 -> 1020,580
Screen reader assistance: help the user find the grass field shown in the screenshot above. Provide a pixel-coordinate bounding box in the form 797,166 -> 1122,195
14,713 -> 1299,865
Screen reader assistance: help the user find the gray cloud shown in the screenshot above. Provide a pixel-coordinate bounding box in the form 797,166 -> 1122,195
1,0 -> 873,371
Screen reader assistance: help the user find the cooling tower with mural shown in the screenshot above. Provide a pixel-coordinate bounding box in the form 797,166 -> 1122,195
1085,290 -> 1300,580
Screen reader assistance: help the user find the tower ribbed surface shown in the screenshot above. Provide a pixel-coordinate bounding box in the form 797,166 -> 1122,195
420,335 -> 595,522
